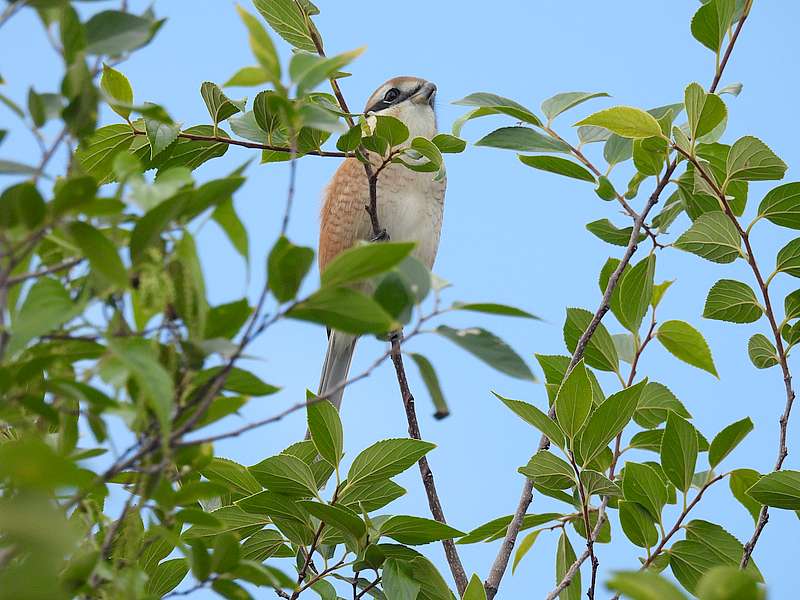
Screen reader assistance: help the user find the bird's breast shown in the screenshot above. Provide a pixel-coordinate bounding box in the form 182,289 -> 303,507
377,166 -> 445,270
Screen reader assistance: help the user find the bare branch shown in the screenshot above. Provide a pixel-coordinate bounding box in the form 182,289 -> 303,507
390,331 -> 469,595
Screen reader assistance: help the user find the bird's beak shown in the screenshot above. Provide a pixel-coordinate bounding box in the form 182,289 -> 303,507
411,82 -> 437,106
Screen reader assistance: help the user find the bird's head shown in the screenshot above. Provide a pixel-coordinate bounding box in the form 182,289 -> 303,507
363,76 -> 437,140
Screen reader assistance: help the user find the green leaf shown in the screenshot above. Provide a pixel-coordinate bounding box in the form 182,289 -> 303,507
747,333 -> 778,369
452,92 -> 542,129
618,501 -> 658,549
729,469 -> 762,523
586,219 -> 645,247
346,438 -> 435,488
338,478 -> 406,513
757,182 -> 800,229
154,125 -> 230,172
379,516 -> 464,545
66,222 -> 127,288
674,212 -> 741,264
579,470 -> 622,498
622,462 -> 668,521
703,279 -> 762,323
184,505 -> 269,540
475,126 -> 569,153
382,558 -> 421,600
252,0 -> 317,52
267,236 -> 314,303
7,278 -> 76,355
321,242 -> 415,288
776,237 -> 800,278
224,66 -> 269,88
541,91 -> 609,121
201,82 -> 245,126
107,338 -> 174,435
100,64 -> 133,120
298,501 -> 366,541
463,573 -> 488,599
661,413 -> 699,493
563,307 -> 619,372
452,302 -> 539,320
575,106 -> 663,139
684,83 -> 727,140
629,430 -> 664,453
606,570 -> 686,600
201,458 -> 262,498
409,353 -> 449,419
634,382 -> 691,428
747,470 -> 800,509
604,134 -> 633,165
85,10 -> 162,55
691,0 -> 736,52
144,119 -> 180,159
554,359 -> 592,440
696,566 -> 764,600
518,155 -> 595,182
248,454 -> 319,498
436,325 -> 535,381
709,417 -> 753,468
235,5 -> 281,83
241,530 -> 290,562
213,198 -> 249,263
633,136 -> 667,175
595,175 -> 618,200
0,182 -> 42,230
617,255 -> 655,333
786,289 -> 800,321
288,287 -> 395,334
144,559 -> 189,596
555,531 -> 581,600
336,124 -> 362,152
579,380 -> 646,465
291,47 -> 364,97
194,366 -> 279,397
680,520 -> 763,588
494,392 -> 565,449
657,320 -> 718,377
726,136 -> 787,182
75,124 -> 137,184
432,133 -> 466,154
307,399 -> 343,467
518,451 -> 575,490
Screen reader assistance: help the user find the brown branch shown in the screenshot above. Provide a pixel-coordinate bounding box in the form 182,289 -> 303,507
545,497 -> 609,600
641,474 -> 726,568
5,257 -> 84,285
131,129 -> 348,158
390,332 -> 469,595
542,124 -> 663,248
675,145 -> 795,568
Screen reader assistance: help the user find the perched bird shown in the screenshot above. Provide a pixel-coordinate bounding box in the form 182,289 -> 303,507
317,76 -> 445,409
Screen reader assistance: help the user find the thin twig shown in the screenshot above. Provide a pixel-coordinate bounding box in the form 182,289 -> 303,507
131,129 -> 348,157
5,257 -> 84,285
390,332 -> 469,595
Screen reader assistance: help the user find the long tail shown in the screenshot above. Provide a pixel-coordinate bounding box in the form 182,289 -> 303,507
317,331 -> 358,410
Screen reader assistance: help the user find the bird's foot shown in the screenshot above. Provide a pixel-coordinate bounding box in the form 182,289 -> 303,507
371,228 -> 390,242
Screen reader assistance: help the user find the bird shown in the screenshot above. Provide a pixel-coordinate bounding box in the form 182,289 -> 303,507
316,76 -> 445,410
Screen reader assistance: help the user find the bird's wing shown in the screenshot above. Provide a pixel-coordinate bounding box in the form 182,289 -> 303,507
319,158 -> 373,272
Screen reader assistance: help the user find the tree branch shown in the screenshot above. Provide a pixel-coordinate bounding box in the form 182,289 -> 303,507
390,332 -> 469,595
131,129 -> 348,158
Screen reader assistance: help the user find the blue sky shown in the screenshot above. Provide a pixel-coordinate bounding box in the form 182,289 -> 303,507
2,1 -> 799,597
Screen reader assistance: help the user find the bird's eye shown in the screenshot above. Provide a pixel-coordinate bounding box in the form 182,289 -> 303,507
384,88 -> 400,102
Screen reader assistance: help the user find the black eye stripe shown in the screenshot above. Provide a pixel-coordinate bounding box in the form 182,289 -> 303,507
365,84 -> 425,114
